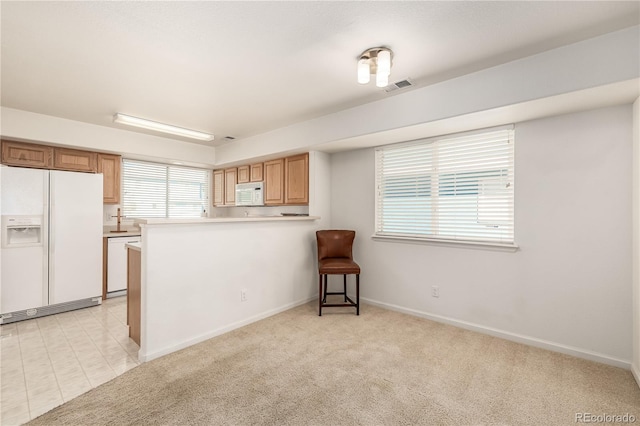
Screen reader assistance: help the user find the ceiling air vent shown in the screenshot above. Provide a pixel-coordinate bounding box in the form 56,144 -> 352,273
385,78 -> 414,93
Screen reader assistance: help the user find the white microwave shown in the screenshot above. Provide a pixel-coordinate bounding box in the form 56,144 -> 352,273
235,182 -> 264,206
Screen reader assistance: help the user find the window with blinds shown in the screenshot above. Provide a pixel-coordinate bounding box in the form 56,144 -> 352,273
375,127 -> 515,245
122,159 -> 210,219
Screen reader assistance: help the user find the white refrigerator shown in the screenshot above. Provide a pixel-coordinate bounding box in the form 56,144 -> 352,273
0,165 -> 103,324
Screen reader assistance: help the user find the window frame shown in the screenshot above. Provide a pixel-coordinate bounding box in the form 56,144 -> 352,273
121,158 -> 211,220
373,126 -> 517,251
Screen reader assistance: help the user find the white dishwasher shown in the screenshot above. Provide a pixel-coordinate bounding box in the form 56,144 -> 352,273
107,236 -> 140,297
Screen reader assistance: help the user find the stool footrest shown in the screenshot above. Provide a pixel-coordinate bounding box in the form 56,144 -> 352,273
322,295 -> 357,308
321,303 -> 356,308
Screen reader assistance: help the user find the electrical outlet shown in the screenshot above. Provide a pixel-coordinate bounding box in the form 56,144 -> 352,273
431,285 -> 440,298
241,289 -> 247,302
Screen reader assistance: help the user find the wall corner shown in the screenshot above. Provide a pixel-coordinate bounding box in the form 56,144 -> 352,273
632,96 -> 640,388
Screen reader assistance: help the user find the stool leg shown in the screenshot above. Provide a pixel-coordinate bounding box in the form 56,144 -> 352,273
356,274 -> 360,315
318,274 -> 323,316
323,275 -> 328,303
343,274 -> 347,302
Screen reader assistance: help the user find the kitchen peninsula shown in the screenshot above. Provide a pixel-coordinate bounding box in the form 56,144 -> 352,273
131,215 -> 323,361
125,151 -> 330,361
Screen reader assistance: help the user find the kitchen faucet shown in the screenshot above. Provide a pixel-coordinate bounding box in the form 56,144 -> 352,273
110,207 -> 128,233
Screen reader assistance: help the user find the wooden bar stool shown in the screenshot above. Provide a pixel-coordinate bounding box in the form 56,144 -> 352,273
316,230 -> 360,316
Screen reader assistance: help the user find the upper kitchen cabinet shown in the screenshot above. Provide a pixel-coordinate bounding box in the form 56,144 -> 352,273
53,147 -> 98,173
284,153 -> 309,205
1,140 -> 53,169
234,163 -> 264,185
224,168 -> 237,206
250,163 -> 263,182
212,154 -> 306,207
212,169 -> 224,206
237,165 -> 250,184
2,140 -> 123,205
264,158 -> 285,205
98,154 -> 121,204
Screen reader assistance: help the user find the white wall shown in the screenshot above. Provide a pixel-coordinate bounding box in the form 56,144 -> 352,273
633,97 -> 640,383
330,105 -> 633,367
216,26 -> 639,165
0,107 -> 216,168
308,151 -> 331,223
139,219 -> 322,361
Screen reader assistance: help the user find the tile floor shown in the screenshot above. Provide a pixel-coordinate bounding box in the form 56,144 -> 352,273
0,297 -> 140,425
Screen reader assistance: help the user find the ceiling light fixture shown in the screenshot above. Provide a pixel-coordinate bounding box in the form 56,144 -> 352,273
113,113 -> 214,141
357,47 -> 393,88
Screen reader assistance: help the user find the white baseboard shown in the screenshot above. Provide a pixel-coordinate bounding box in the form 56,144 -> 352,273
361,297 -> 631,370
632,363 -> 640,389
139,296 -> 315,362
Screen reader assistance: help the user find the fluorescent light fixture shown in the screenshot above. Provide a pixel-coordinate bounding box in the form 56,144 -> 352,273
113,113 -> 214,141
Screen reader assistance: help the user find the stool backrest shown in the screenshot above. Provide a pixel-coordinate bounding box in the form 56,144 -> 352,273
316,230 -> 356,261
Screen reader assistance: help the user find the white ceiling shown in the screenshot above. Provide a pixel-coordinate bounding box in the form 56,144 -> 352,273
2,1 -> 639,147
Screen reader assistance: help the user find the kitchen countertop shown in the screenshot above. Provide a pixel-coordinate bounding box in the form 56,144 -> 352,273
125,242 -> 141,251
103,229 -> 142,237
134,215 -> 319,226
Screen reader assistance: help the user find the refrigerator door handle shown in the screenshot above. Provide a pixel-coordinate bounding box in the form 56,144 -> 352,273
47,172 -> 54,305
43,170 -> 50,307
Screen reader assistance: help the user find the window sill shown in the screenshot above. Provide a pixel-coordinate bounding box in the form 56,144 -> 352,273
371,234 -> 519,252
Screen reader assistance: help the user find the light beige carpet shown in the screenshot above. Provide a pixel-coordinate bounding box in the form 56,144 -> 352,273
28,301 -> 640,425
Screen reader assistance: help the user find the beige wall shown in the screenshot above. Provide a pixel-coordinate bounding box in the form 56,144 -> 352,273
331,105 -> 633,367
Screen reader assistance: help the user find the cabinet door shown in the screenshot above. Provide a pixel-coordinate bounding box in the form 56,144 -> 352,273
224,168 -> 237,205
107,236 -> 140,294
212,170 -> 224,206
53,147 -> 98,172
1,140 -> 53,169
102,237 -> 108,300
98,154 -> 121,204
250,163 -> 263,182
127,248 -> 141,345
264,159 -> 284,205
284,153 -> 309,205
237,165 -> 250,184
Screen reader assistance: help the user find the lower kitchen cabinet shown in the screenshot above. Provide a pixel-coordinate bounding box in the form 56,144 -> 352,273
103,235 -> 141,300
127,246 -> 141,346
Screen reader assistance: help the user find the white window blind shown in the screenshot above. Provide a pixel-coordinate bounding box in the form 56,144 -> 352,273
375,127 -> 515,245
122,159 -> 210,219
